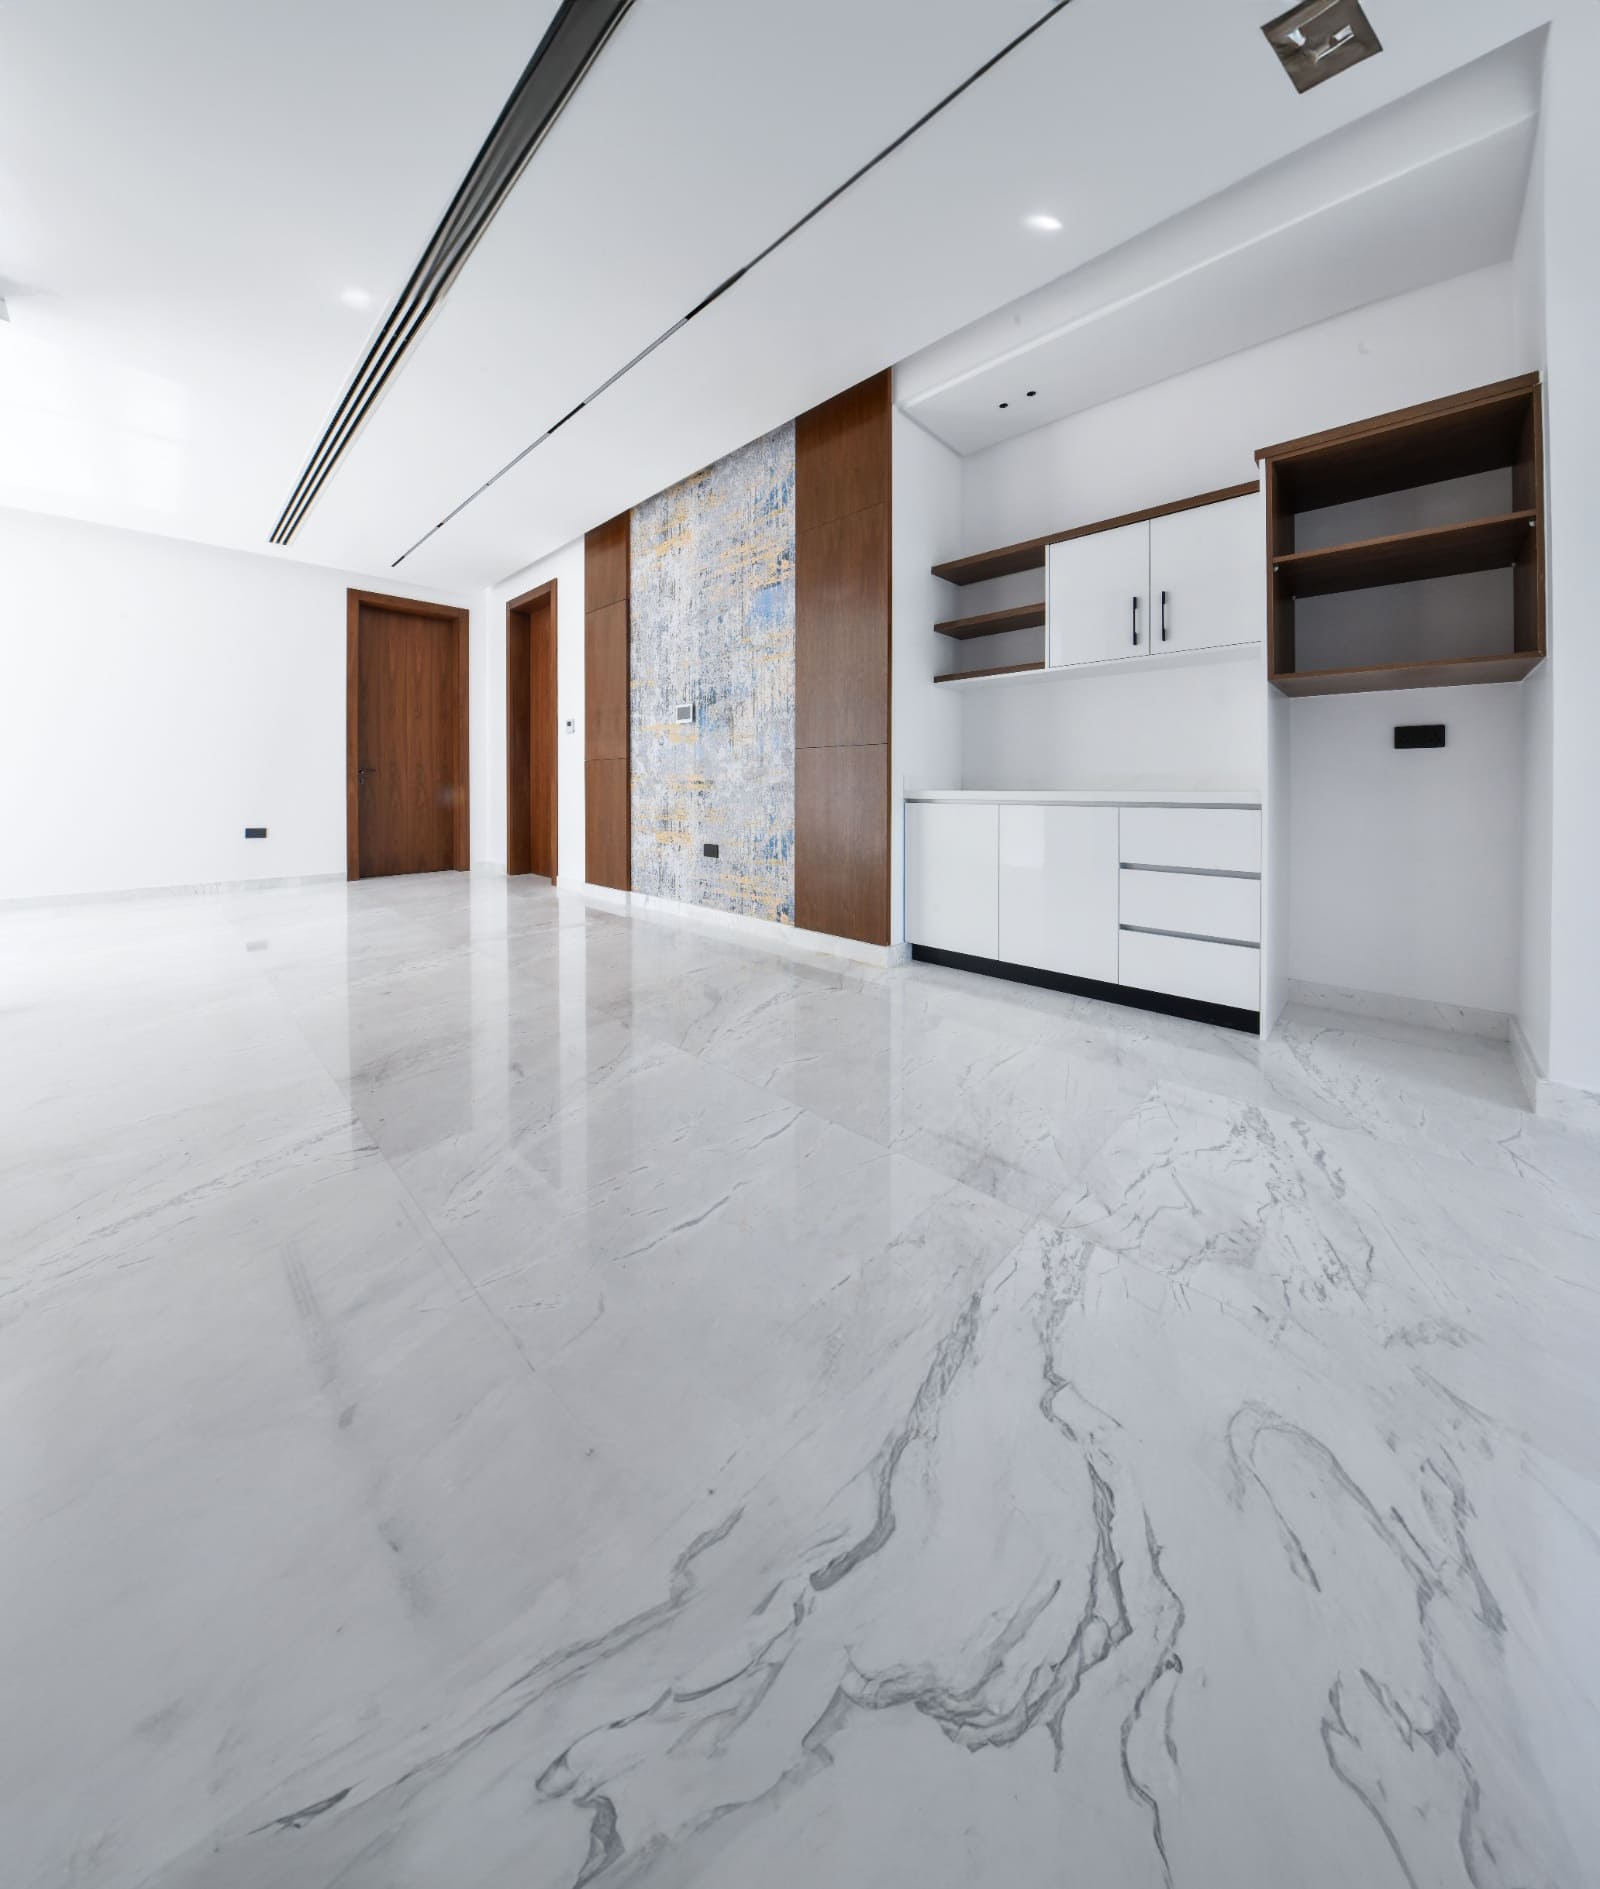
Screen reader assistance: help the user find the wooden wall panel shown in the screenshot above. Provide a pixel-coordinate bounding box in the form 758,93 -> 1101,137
795,745 -> 889,943
585,757 -> 630,889
793,371 -> 892,945
796,370 -> 892,530
585,515 -> 631,889
584,599 -> 630,760
585,513 -> 630,610
795,504 -> 890,752
506,607 -> 532,875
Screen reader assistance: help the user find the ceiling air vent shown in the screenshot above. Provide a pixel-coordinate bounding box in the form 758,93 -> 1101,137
1262,0 -> 1381,93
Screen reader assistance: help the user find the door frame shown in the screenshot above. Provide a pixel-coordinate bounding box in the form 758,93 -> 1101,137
505,579 -> 559,883
345,588 -> 471,881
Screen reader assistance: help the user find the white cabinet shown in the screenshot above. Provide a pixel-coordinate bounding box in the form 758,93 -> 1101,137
1120,868 -> 1260,944
998,806 -> 1119,981
1047,521 -> 1149,667
905,802 -> 998,958
1148,494 -> 1263,655
1119,806 -> 1261,874
1046,493 -> 1263,670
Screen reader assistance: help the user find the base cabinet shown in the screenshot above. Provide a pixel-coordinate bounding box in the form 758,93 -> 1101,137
998,805 -> 1119,981
904,802 -> 998,958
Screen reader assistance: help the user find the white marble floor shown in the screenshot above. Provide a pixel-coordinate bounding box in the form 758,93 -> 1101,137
3,874 -> 1598,1889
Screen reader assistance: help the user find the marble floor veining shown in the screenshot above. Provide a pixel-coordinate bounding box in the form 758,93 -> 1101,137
3,873 -> 1598,1888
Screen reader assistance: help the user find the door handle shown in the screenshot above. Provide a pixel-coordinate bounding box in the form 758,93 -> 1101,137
1131,596 -> 1139,647
358,766 -> 377,780
1161,590 -> 1169,641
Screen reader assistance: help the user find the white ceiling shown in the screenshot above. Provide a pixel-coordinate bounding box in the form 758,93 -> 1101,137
897,36 -> 1542,454
0,0 -> 1563,592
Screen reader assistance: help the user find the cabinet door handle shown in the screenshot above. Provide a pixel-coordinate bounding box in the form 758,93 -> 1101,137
1131,596 -> 1139,647
1161,590 -> 1169,642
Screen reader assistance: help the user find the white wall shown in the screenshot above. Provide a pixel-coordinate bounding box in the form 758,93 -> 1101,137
474,537 -> 586,880
1534,4 -> 1600,1092
1288,686 -> 1525,1014
951,263 -> 1529,1015
960,264 -> 1520,554
890,409 -> 963,944
961,658 -> 1265,795
0,507 -> 468,901
1513,85 -> 1553,1071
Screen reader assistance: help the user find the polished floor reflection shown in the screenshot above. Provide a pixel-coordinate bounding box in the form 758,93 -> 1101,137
3,873 -> 1598,1888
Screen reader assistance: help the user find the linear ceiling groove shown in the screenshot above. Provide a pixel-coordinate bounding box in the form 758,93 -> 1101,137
269,0 -> 638,545
390,0 -> 1077,568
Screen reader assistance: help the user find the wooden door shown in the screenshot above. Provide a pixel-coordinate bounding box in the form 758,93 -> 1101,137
1047,521 -> 1150,667
1148,493 -> 1264,655
506,582 -> 558,881
347,591 -> 469,879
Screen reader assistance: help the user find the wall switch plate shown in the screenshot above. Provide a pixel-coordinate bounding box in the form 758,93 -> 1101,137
1394,725 -> 1446,750
675,702 -> 697,725
565,718 -> 575,733
244,826 -> 268,838
703,842 -> 719,860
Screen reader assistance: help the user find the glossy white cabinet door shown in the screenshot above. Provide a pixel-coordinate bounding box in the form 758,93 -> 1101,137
904,803 -> 999,958
1147,493 -> 1264,654
1047,520 -> 1150,666
997,804 -> 1119,981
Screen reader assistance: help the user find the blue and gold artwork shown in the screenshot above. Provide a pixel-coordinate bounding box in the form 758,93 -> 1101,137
630,423 -> 796,924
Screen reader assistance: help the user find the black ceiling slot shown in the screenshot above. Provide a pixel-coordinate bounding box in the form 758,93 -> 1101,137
269,0 -> 638,546
389,0 -> 1078,568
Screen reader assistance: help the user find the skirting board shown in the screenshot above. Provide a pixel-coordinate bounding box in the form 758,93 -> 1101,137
573,883 -> 912,970
1288,979 -> 1509,1041
1511,1014 -> 1600,1133
2,871 -> 346,909
912,945 -> 1260,1035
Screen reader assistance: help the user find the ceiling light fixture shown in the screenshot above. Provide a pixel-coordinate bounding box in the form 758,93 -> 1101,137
338,287 -> 374,310
1024,212 -> 1063,233
1262,0 -> 1381,92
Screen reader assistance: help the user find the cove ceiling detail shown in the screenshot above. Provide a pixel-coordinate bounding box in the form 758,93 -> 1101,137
630,425 -> 796,924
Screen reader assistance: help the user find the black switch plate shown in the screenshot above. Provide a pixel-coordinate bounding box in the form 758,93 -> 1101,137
244,826 -> 268,838
1394,725 -> 1445,750
703,842 -> 719,860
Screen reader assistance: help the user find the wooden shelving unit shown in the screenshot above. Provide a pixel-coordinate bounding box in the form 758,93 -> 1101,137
934,602 -> 1046,640
930,481 -> 1260,587
934,660 -> 1045,686
1257,375 -> 1544,696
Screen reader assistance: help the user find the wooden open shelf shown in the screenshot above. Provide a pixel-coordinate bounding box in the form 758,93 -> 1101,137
934,660 -> 1046,685
931,481 -> 1259,588
1258,376 -> 1545,696
934,602 -> 1046,640
1271,511 -> 1538,599
1270,651 -> 1545,697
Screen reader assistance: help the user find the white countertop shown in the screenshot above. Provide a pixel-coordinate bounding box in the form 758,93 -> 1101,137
906,788 -> 1263,807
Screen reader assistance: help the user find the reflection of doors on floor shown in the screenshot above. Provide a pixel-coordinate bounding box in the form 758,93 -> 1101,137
506,581 -> 558,882
346,590 -> 469,880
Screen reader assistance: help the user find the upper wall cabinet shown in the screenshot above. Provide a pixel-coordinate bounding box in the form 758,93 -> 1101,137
1047,491 -> 1263,670
1047,519 -> 1149,666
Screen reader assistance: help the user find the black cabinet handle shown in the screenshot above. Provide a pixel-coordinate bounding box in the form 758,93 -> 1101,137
1161,590 -> 1169,641
1131,596 -> 1139,647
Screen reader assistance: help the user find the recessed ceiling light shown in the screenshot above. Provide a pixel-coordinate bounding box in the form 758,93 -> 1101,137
998,401 -> 1010,410
1023,213 -> 1063,233
338,287 -> 374,310
1026,389 -> 1037,398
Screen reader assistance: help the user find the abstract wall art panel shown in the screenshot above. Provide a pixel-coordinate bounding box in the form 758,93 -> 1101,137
630,423 -> 796,923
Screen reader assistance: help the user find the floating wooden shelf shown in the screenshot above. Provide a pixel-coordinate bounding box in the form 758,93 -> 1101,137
934,660 -> 1046,685
1271,652 -> 1545,697
1259,376 -> 1545,697
934,602 -> 1046,640
1272,511 -> 1538,599
931,481 -> 1260,588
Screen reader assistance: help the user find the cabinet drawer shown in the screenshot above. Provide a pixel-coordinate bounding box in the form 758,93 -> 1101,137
1119,806 -> 1260,874
1119,868 -> 1260,944
1119,928 -> 1260,1012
